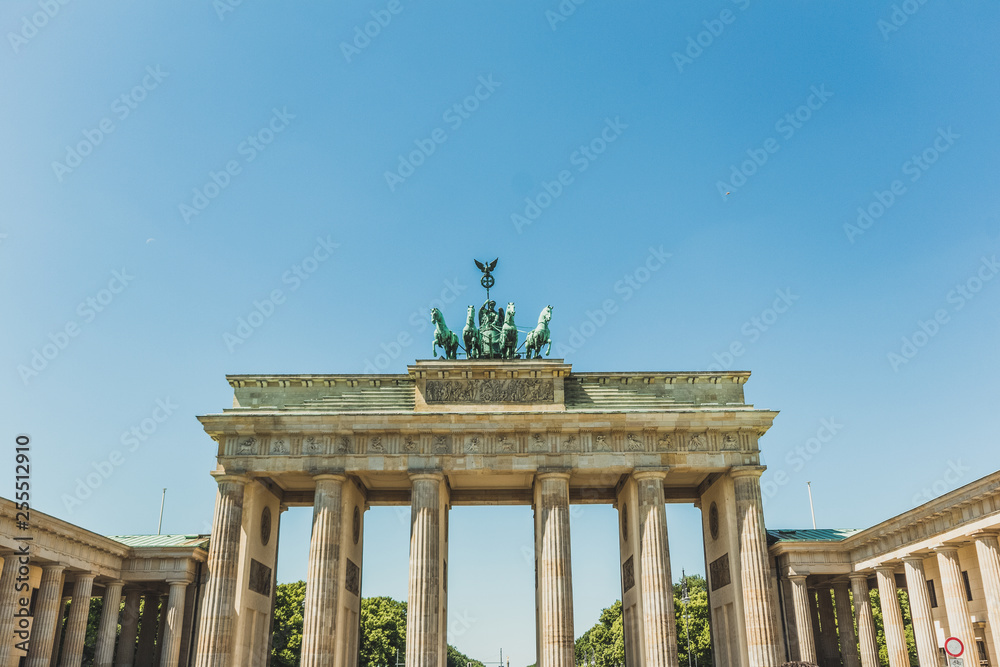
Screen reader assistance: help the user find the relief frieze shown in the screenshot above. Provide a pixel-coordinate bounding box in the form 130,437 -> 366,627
424,378 -> 554,404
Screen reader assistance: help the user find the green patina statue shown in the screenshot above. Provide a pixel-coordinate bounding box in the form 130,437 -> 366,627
430,307 -> 459,359
430,258 -> 554,360
462,305 -> 483,359
525,305 -> 553,358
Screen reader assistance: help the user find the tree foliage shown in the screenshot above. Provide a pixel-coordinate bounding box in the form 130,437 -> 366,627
574,574 -> 712,667
272,580 -> 307,666
268,584 -> 483,667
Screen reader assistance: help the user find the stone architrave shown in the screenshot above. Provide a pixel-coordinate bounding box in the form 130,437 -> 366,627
160,580 -> 189,667
875,566 -> 909,667
116,588 -> 143,667
535,471 -> 575,667
634,470 -> 679,667
902,557 -> 938,667
0,554 -> 19,664
788,576 -> 817,663
194,474 -> 248,667
832,581 -> 861,667
731,467 -> 780,667
407,472 -> 449,667
935,547 -> 977,661
849,574 -> 879,667
26,564 -> 66,667
301,474 -> 346,667
974,533 -> 1000,665
94,580 -> 124,667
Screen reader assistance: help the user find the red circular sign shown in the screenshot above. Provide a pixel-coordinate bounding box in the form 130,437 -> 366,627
945,637 -> 964,657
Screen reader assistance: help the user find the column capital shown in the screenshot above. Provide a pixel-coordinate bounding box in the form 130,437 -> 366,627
874,564 -> 899,574
210,471 -> 250,485
849,572 -> 870,582
933,544 -> 961,556
535,469 -> 572,482
632,468 -> 669,482
902,554 -> 928,564
788,574 -> 810,583
972,530 -> 1000,541
730,465 -> 767,479
408,470 -> 445,483
166,577 -> 193,586
71,571 -> 97,582
312,472 -> 348,483
41,562 -> 67,573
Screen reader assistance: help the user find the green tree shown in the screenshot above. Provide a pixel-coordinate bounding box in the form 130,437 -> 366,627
673,574 -> 713,667
360,596 -> 407,667
272,581 -> 307,666
574,600 -> 625,666
446,643 -> 486,667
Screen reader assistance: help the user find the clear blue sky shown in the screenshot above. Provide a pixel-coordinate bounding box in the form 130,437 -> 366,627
3,2 -> 999,664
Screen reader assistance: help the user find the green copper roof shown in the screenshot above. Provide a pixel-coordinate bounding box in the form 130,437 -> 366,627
767,528 -> 863,544
107,534 -> 209,548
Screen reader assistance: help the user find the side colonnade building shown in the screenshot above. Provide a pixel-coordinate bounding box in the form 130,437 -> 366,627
769,471 -> 1000,667
0,498 -> 209,667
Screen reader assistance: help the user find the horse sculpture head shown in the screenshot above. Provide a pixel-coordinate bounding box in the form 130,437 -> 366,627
430,307 -> 443,325
505,302 -> 515,323
539,305 -> 553,324
466,305 -> 476,323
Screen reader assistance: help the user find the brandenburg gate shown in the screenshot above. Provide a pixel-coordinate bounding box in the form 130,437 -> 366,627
192,359 -> 782,667
192,259 -> 782,667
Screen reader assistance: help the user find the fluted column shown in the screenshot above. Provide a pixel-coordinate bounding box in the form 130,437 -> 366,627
60,573 -> 97,666
26,563 -> 66,667
136,593 -> 161,665
115,588 -> 143,667
850,575 -> 879,667
407,472 -> 448,667
634,471 -> 678,667
936,547 -> 976,661
833,582 -> 861,667
875,566 -> 909,667
0,553 -> 19,664
902,557 -> 938,667
816,586 -> 842,667
94,580 -> 124,667
534,471 -> 575,667
159,581 -> 189,667
301,473 -> 346,667
732,466 -> 780,667
194,473 -> 248,667
789,576 -> 817,662
974,533 -> 1000,666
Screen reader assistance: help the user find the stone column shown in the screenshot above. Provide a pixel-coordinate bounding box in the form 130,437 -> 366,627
833,582 -> 861,667
194,473 -> 247,667
850,574 -> 879,667
116,588 -> 143,667
634,470 -> 679,667
94,580 -> 124,667
0,553 -> 19,664
974,533 -> 1000,666
789,576 -> 817,663
816,586 -> 842,667
935,547 -> 977,661
875,566 -> 909,667
154,593 -> 168,667
732,466 -> 780,667
407,472 -> 448,667
159,581 -> 189,667
136,593 -> 161,665
26,563 -> 66,667
534,471 -> 575,667
60,573 -> 97,666
903,557 -> 938,667
301,473 -> 346,667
